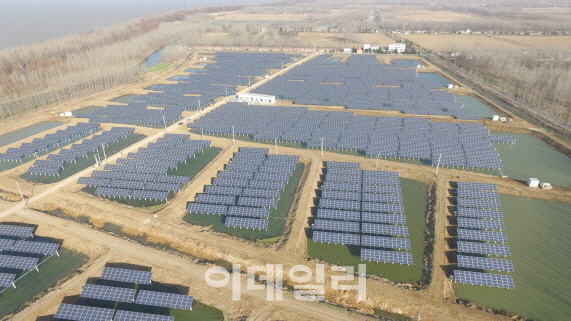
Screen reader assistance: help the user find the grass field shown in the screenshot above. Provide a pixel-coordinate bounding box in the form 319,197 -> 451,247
21,134 -> 146,184
307,179 -> 429,284
147,62 -> 174,72
184,163 -> 305,242
455,195 -> 571,321
403,34 -> 571,52
83,147 -> 222,208
0,247 -> 88,318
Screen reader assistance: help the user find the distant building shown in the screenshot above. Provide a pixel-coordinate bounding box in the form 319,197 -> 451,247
356,48 -> 363,53
388,43 -> 406,53
237,93 -> 275,104
527,178 -> 540,188
343,48 -> 352,54
363,44 -> 371,50
370,45 -> 380,51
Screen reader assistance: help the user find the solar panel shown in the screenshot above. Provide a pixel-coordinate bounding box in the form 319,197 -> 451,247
80,284 -> 136,303
361,176 -> 400,186
237,196 -> 278,208
321,190 -> 362,201
0,239 -> 15,251
457,198 -> 501,209
100,267 -> 152,284
360,248 -> 413,264
0,273 -> 16,287
312,230 -> 360,245
0,225 -> 35,238
204,185 -> 242,196
456,207 -> 503,220
457,189 -> 499,200
321,181 -> 361,192
313,219 -> 360,233
457,255 -> 514,272
327,161 -> 360,168
10,240 -> 60,255
54,303 -> 115,321
319,198 -> 361,211
240,187 -> 282,199
227,206 -> 270,218
457,182 -> 497,191
186,202 -> 228,215
136,290 -> 194,310
457,241 -> 511,256
361,202 -> 404,214
315,208 -> 360,221
225,217 -> 269,230
457,228 -> 508,243
195,193 -> 236,206
361,235 -> 411,250
361,223 -> 409,236
361,212 -> 406,224
361,192 -> 403,203
325,174 -> 362,184
454,270 -> 514,289
457,217 -> 506,230
361,184 -> 401,194
0,254 -> 39,270
114,310 -> 175,321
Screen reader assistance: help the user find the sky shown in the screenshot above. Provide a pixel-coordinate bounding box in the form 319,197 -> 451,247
0,0 -> 271,49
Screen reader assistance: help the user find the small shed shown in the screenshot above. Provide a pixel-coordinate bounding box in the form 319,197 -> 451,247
492,115 -> 500,121
527,178 -> 540,188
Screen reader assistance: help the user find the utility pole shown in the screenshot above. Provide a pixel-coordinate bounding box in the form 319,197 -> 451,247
232,126 -> 235,144
376,152 -> 380,167
201,127 -> 204,139
275,138 -> 278,152
248,76 -> 251,87
435,153 -> 442,177
162,115 -> 167,132
321,137 -> 324,157
15,181 -> 25,205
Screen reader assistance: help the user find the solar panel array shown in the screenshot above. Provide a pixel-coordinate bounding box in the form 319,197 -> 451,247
136,290 -> 194,310
77,134 -> 210,201
100,267 -> 152,285
186,147 -> 299,230
310,162 -> 413,264
454,270 -> 514,289
252,55 -> 482,120
80,284 -> 137,303
26,127 -> 134,177
0,224 -> 61,289
453,182 -> 515,289
0,123 -> 99,163
191,102 -> 503,169
76,53 -> 298,127
54,265 -> 194,320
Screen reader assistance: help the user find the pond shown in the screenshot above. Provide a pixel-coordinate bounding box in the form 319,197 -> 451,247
0,121 -> 63,148
491,131 -> 571,187
454,95 -> 496,118
456,195 -> 571,321
418,72 -> 451,87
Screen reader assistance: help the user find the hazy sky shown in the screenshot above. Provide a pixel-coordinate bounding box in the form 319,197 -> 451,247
0,0 -> 271,49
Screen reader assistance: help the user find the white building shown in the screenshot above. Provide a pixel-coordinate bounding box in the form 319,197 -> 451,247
343,48 -> 352,54
388,43 -> 406,53
527,178 -> 540,188
237,93 -> 275,104
370,45 -> 380,51
363,44 -> 371,50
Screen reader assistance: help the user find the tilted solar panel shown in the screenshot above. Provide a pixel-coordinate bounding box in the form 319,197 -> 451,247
136,290 -> 193,310
100,267 -> 152,284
